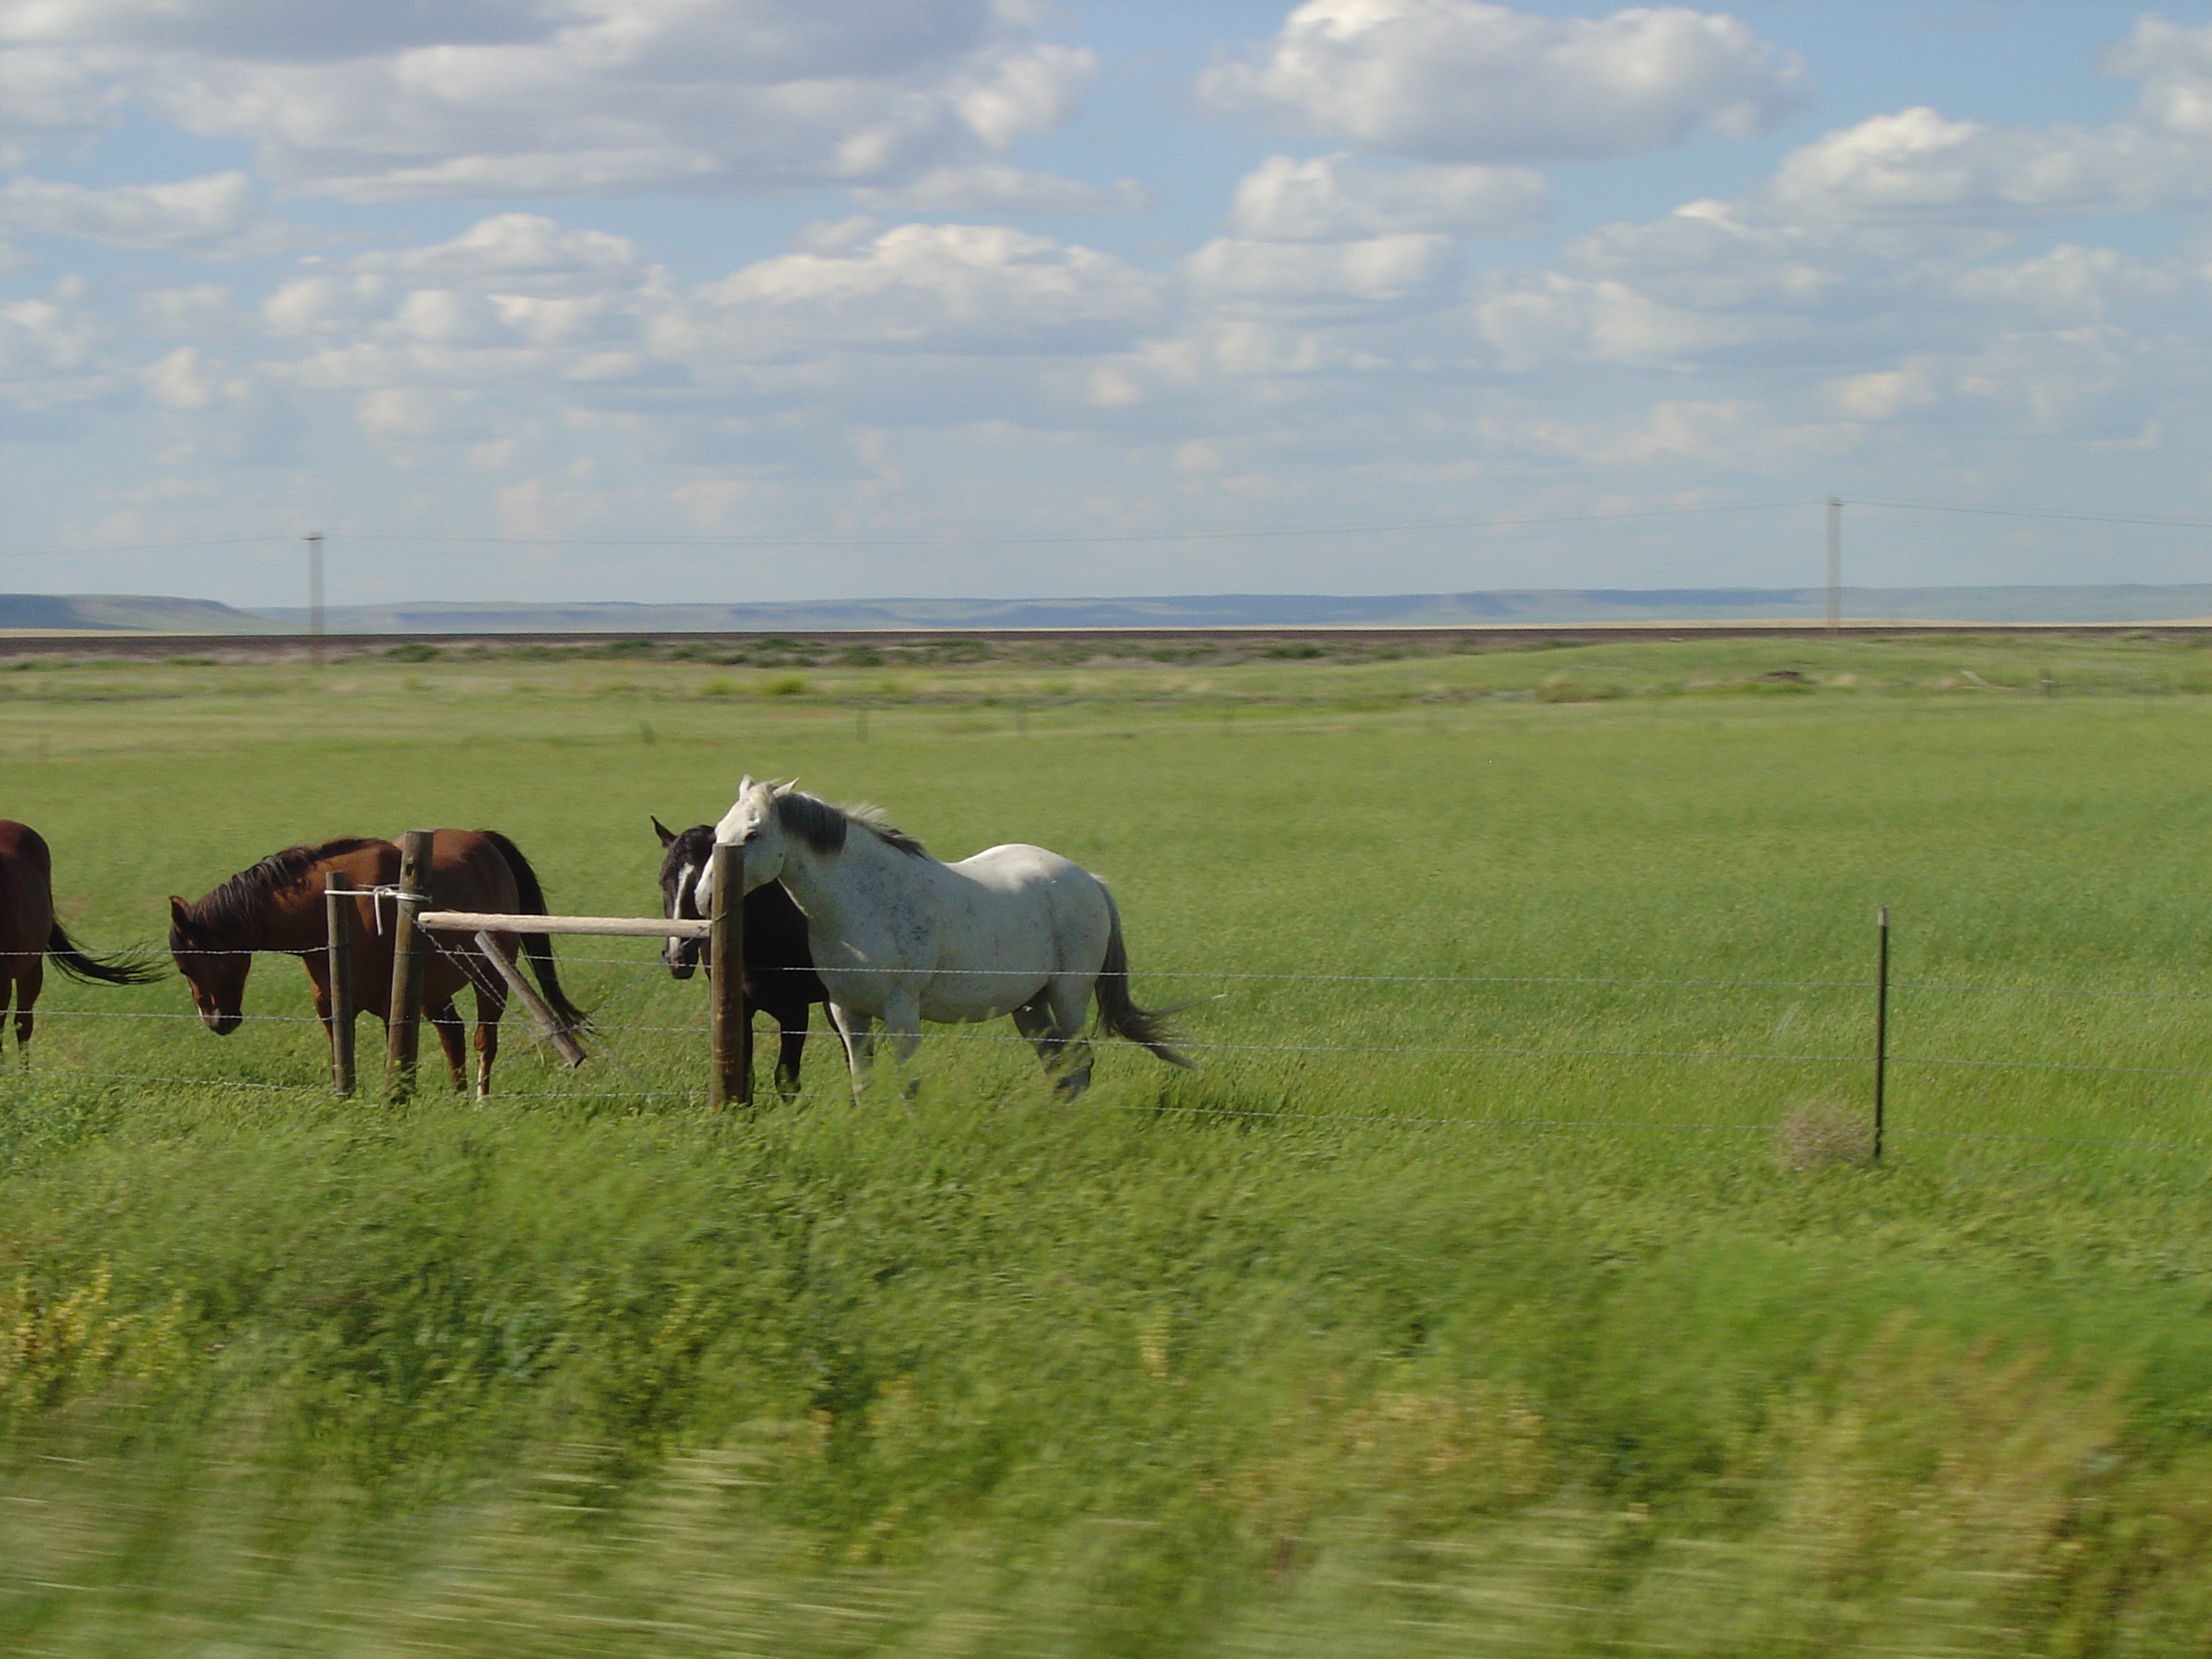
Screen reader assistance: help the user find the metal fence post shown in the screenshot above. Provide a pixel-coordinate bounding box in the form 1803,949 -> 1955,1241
708,840 -> 750,1109
1874,905 -> 1889,1163
325,870 -> 355,1096
385,830 -> 432,1103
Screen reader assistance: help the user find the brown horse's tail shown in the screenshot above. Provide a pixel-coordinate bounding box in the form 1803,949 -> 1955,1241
1094,890 -> 1193,1068
47,920 -> 163,986
478,830 -> 590,1029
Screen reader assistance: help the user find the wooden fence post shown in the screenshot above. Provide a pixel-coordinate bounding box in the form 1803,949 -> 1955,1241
325,871 -> 355,1096
708,840 -> 750,1109
385,829 -> 432,1103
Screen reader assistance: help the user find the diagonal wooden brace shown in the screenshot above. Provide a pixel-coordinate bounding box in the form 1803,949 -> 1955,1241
474,929 -> 588,1068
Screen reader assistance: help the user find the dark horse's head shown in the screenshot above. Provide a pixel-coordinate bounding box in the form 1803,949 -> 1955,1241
652,817 -> 715,980
167,894 -> 250,1033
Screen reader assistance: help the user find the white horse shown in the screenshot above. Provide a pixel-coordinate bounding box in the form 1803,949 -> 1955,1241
702,777 -> 1189,1096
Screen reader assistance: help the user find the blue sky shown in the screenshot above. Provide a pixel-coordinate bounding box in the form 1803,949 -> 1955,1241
3,0 -> 2212,608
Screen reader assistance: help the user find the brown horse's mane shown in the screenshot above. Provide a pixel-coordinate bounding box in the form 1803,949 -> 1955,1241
186,837 -> 385,943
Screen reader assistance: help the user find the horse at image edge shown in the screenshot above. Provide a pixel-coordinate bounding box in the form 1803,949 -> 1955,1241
168,829 -> 585,1097
0,819 -> 162,1061
701,777 -> 1189,1097
653,817 -> 827,1097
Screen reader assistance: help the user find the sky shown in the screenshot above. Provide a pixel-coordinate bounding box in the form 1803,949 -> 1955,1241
4,0 -> 2212,608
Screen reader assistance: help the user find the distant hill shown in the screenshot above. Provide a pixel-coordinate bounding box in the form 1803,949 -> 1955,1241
16,585 -> 2212,637
247,585 -> 2212,632
0,593 -> 282,633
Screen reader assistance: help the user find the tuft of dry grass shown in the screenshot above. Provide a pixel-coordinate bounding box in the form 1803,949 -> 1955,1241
1776,1097 -> 1876,1171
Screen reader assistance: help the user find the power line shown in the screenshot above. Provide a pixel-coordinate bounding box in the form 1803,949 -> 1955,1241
1850,498 -> 2212,533
0,534 -> 294,565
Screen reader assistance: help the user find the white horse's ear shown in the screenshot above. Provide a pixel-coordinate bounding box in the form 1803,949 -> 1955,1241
772,777 -> 798,797
737,773 -> 754,796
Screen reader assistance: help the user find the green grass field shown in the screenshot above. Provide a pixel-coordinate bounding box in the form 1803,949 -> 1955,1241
10,632 -> 2212,1655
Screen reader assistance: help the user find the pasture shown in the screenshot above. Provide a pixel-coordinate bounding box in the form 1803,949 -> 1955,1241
9,632 -> 2212,1654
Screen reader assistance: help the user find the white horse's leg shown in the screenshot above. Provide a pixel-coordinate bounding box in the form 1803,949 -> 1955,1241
828,1002 -> 876,1097
880,985 -> 924,1099
1043,976 -> 1097,1097
1012,995 -> 1065,1068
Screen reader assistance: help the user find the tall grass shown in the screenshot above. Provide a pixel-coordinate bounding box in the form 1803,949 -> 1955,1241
10,637 -> 2212,1652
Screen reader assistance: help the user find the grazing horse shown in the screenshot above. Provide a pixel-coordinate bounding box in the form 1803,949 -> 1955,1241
653,817 -> 827,1097
0,819 -> 161,1062
167,830 -> 585,1097
702,777 -> 1189,1097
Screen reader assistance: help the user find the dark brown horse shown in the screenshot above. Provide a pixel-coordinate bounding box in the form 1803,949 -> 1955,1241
0,819 -> 161,1060
168,830 -> 585,1097
654,817 -> 826,1097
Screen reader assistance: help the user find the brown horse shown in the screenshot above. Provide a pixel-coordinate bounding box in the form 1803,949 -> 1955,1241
168,830 -> 585,1097
0,819 -> 162,1061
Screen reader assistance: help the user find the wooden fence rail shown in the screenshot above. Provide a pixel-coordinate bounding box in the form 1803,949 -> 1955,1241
364,837 -> 748,1107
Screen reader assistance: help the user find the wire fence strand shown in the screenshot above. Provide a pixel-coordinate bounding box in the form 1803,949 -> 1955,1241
58,940 -> 2212,1005
26,934 -> 2212,1158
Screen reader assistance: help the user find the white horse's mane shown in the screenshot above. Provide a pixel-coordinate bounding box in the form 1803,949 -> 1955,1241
774,786 -> 928,859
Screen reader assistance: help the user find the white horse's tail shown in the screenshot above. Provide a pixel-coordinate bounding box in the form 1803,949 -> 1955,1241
1095,891 -> 1194,1068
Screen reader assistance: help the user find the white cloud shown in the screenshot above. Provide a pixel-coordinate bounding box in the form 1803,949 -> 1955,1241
0,170 -> 288,253
2110,15 -> 2212,142
357,212 -> 648,288
1227,153 -> 1544,239
0,0 -> 543,59
0,44 -> 111,131
1761,107 -> 2212,222
851,164 -> 1148,214
0,279 -> 115,415
1197,0 -> 1804,162
1472,399 -> 1841,469
0,0 -> 1096,201
244,212 -> 1170,469
665,221 -> 1166,361
1186,232 -> 1459,311
137,282 -> 237,335
1470,270 -> 1767,371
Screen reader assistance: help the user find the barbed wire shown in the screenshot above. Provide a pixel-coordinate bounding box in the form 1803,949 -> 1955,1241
26,930 -> 2212,1161
49,940 -> 2212,1006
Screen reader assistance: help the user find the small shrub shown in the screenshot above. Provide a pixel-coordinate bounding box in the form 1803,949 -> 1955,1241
764,675 -> 807,696
387,643 -> 440,663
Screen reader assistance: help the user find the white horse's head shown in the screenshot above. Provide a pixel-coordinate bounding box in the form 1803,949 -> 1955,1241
702,775 -> 791,910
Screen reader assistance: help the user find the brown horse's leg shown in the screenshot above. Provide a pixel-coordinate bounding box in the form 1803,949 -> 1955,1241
772,998 -> 809,1097
1,969 -> 15,1063
473,974 -> 506,1100
14,958 -> 40,1063
428,998 -> 469,1093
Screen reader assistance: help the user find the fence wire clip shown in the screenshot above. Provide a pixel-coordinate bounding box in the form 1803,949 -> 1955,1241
361,885 -> 432,936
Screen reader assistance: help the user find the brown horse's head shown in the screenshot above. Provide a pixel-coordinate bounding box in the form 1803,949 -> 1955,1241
169,895 -> 248,1034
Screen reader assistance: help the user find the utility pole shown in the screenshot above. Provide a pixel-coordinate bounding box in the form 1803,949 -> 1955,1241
306,530 -> 324,667
1825,497 -> 1842,635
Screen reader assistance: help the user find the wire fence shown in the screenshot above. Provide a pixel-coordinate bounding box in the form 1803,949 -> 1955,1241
13,931 -> 2212,1159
